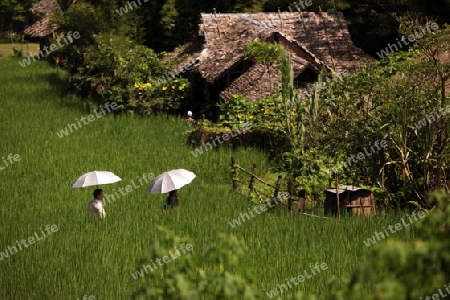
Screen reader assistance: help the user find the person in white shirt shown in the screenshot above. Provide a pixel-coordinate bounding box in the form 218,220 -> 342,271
87,189 -> 106,218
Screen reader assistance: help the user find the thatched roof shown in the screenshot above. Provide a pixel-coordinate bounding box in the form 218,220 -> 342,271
24,0 -> 61,37
170,11 -> 372,101
24,16 -> 57,37
220,52 -> 313,101
30,0 -> 61,14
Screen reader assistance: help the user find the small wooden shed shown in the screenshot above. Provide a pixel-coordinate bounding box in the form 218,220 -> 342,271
324,185 -> 376,217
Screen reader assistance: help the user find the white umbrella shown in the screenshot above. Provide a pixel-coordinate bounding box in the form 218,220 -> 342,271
147,169 -> 196,194
72,170 -> 122,188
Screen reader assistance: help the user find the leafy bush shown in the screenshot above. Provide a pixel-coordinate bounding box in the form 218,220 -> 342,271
132,227 -> 257,299
328,190 -> 449,300
210,25 -> 450,207
68,33 -> 190,114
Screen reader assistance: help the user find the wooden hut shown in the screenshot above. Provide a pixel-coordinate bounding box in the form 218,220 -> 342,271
324,185 -> 376,217
23,0 -> 61,52
167,11 -> 373,104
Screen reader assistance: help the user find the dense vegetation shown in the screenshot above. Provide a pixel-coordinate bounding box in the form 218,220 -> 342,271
1,0 -> 450,299
201,22 -> 450,209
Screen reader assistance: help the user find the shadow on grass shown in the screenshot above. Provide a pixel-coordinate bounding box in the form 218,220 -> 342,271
46,70 -> 67,89
41,70 -> 92,113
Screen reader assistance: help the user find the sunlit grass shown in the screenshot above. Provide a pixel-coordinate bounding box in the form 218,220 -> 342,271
0,58 -> 419,299
0,43 -> 40,59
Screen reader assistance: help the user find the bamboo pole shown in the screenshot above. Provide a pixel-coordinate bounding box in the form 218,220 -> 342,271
328,168 -> 332,187
20,33 -> 24,57
10,33 -> 15,55
371,192 -> 376,215
231,156 -> 239,192
248,164 -> 257,200
253,187 -> 264,203
287,181 -> 293,216
233,164 -> 279,188
335,172 -> 340,219
360,195 -> 364,216
232,159 -> 290,208
272,175 -> 282,207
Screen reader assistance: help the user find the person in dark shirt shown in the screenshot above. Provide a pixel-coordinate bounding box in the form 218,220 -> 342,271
165,190 -> 180,209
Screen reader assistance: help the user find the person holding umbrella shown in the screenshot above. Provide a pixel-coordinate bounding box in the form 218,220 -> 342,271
72,170 -> 122,219
165,190 -> 180,209
87,189 -> 106,218
148,169 -> 196,209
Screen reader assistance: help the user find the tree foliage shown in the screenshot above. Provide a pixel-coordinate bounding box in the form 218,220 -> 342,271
67,33 -> 190,114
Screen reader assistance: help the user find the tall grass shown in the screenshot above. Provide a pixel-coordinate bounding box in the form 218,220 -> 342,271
0,58 -> 419,299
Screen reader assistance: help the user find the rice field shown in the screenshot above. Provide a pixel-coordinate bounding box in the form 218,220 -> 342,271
0,57 -> 419,299
0,43 -> 40,59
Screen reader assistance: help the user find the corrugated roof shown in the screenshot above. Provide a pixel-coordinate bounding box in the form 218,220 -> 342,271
324,185 -> 370,194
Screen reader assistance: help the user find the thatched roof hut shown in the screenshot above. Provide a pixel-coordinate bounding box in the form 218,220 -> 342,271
169,11 -> 372,102
24,16 -> 56,38
24,0 -> 61,38
30,0 -> 61,14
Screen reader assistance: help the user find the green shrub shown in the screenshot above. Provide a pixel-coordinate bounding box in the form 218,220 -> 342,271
131,227 -> 257,299
68,33 -> 190,114
328,190 -> 450,300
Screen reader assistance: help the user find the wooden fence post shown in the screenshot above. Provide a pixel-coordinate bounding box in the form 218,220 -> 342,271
273,175 -> 282,206
287,180 -> 293,216
231,156 -> 239,193
335,172 -> 340,219
297,190 -> 306,214
248,163 -> 257,199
